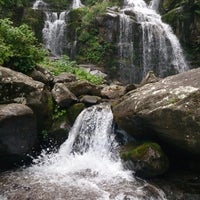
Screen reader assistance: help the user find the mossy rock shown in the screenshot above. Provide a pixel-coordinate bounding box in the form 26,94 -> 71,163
67,103 -> 85,124
120,142 -> 169,178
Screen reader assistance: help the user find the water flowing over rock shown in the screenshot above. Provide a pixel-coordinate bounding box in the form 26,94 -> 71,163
117,0 -> 189,83
0,104 -> 167,199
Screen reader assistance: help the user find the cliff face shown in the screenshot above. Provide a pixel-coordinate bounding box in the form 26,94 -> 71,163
161,0 -> 200,68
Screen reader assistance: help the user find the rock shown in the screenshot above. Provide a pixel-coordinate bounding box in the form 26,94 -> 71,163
113,68 -> 200,156
66,80 -> 102,97
101,84 -> 126,99
139,71 -> 160,86
53,72 -> 76,83
80,95 -> 101,105
120,143 -> 169,178
51,83 -> 77,107
0,66 -> 53,131
67,103 -> 85,124
125,84 -> 138,93
0,103 -> 37,168
29,65 -> 53,84
47,116 -> 71,146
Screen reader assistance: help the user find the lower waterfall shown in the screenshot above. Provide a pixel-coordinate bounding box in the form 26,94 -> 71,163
0,104 -> 167,200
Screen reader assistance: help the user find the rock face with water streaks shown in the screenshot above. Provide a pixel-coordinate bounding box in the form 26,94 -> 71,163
0,103 -> 37,168
113,68 -> 200,156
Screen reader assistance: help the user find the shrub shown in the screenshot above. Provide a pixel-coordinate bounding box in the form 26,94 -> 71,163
41,56 -> 104,85
0,18 -> 46,73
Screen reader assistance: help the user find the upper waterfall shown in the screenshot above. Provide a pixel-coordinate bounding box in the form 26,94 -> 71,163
72,0 -> 84,9
118,0 -> 189,83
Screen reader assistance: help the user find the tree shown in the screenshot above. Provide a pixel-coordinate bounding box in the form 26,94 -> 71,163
0,18 -> 46,73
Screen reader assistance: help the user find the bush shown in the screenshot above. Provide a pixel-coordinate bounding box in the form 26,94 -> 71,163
0,18 -> 46,73
41,56 -> 104,85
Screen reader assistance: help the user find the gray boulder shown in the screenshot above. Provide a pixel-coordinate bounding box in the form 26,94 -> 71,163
0,104 -> 37,168
113,68 -> 200,156
51,83 -> 77,107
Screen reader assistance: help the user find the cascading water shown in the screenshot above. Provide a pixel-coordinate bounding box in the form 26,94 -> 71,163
32,0 -> 83,56
42,11 -> 67,56
72,0 -> 84,9
0,104 -> 167,200
118,0 -> 189,83
32,0 -> 47,10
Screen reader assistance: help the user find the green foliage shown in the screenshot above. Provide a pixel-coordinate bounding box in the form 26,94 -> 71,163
41,56 -> 104,85
53,105 -> 67,120
41,129 -> 48,139
0,18 -> 46,73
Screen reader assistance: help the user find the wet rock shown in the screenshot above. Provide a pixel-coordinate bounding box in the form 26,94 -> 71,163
51,83 -> 77,108
0,103 -> 37,168
67,103 -> 85,124
47,115 -> 71,146
120,142 -> 169,178
113,68 -> 200,156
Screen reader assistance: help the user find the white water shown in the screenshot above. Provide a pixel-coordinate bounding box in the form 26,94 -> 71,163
72,0 -> 84,9
0,104 -> 167,199
32,0 -> 46,10
118,0 -> 188,83
43,11 -> 67,56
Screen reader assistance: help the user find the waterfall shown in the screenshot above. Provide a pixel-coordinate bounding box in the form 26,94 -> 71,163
118,0 -> 189,83
0,104 -> 167,199
32,0 -> 46,10
43,11 -> 67,56
32,0 -> 67,56
72,0 -> 84,9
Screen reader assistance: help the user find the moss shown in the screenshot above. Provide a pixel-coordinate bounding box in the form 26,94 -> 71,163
121,142 -> 163,161
67,103 -> 85,124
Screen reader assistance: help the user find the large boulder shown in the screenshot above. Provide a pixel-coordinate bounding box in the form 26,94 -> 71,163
0,66 -> 53,131
113,68 -> 200,156
0,104 -> 37,169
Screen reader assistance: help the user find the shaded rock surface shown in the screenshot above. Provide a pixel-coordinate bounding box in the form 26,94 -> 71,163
0,103 -> 37,169
113,68 -> 200,156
